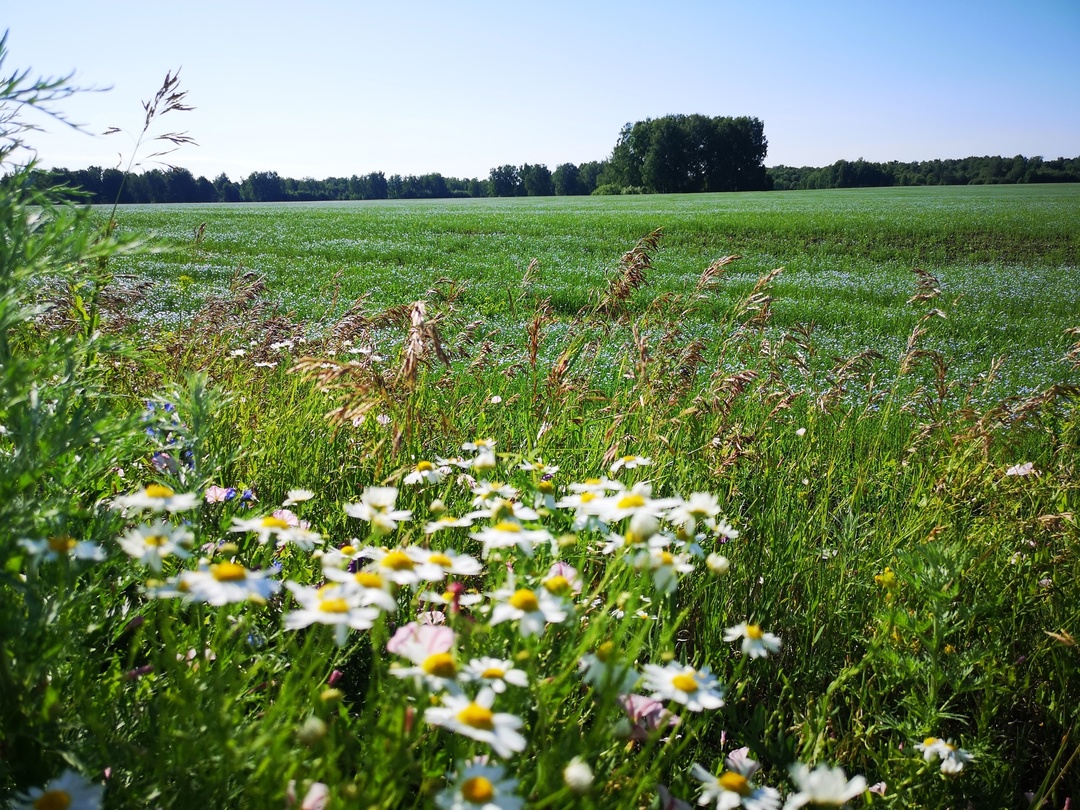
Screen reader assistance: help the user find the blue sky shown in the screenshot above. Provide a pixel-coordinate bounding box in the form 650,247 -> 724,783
6,0 -> 1079,181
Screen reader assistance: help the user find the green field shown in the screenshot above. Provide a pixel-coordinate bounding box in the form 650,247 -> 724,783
110,184 -> 1080,399
6,178 -> 1080,809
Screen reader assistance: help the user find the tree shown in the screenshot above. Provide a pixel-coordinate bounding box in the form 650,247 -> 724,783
553,163 -> 579,196
489,164 -> 522,197
521,164 -> 553,196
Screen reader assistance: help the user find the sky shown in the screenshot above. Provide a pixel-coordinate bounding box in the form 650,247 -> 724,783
5,0 -> 1080,182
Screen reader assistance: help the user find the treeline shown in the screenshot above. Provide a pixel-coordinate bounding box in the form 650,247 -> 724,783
28,112 -> 772,203
27,164 -> 615,204
768,154 -> 1080,190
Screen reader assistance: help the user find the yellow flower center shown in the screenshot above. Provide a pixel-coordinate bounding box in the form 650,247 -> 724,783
146,484 -> 175,499
340,544 -> 356,555
319,597 -> 349,613
441,590 -> 456,602
543,575 -> 571,595
718,772 -> 751,796
422,653 -> 457,678
622,455 -> 636,462
595,641 -> 615,662
460,776 -> 495,804
508,589 -> 540,612
381,550 -> 415,570
456,703 -> 495,730
145,534 -> 167,547
417,460 -> 434,471
579,492 -> 596,503
481,667 -> 506,679
584,478 -> 600,485
671,671 -> 699,693
33,790 -> 72,810
538,480 -> 554,494
261,516 -> 291,530
616,494 -> 646,509
211,562 -> 247,581
659,551 -> 674,566
428,553 -> 453,567
47,536 -> 76,554
746,624 -> 764,640
354,572 -> 384,589
493,521 -> 521,533
923,736 -> 939,747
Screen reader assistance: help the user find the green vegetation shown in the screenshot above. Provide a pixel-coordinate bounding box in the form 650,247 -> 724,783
3,44 -> 1080,810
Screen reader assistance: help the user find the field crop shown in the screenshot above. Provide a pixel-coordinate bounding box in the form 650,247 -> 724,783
106,184 -> 1080,399
4,178 -> 1080,810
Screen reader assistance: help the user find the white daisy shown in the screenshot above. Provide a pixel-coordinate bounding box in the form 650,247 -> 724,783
11,768 -> 104,810
915,737 -> 974,773
344,486 -> 413,534
724,622 -> 782,659
470,521 -> 554,557
411,547 -> 484,580
403,460 -> 447,486
631,547 -> 695,594
19,535 -> 105,563
283,582 -> 381,645
117,521 -> 193,572
436,761 -> 522,810
177,561 -> 281,606
321,568 -> 398,612
610,454 -> 652,473
488,584 -> 569,637
692,749 -> 781,810
355,546 -> 426,587
230,514 -> 323,550
463,657 -> 529,692
424,688 -> 526,758
784,763 -> 867,809
282,488 -> 315,505
425,514 -> 477,534
641,662 -> 725,711
113,484 -> 199,513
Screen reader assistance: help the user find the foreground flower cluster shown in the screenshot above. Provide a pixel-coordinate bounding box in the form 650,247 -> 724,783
15,438 -> 974,807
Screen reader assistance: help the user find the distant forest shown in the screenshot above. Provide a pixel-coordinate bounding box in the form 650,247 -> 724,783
24,111 -> 1080,203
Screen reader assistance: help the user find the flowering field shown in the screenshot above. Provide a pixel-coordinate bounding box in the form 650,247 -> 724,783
4,68 -> 1080,810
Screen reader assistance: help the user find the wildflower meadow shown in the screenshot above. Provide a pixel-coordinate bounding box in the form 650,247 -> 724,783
2,42 -> 1079,810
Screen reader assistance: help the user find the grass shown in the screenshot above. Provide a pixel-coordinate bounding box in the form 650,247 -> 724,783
4,172 -> 1080,810
106,184 -> 1080,400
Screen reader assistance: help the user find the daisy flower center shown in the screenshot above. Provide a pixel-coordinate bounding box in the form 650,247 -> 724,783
616,494 -> 646,509
339,544 -> 357,555
671,671 -> 699,693
319,597 -> 350,613
47,536 -> 76,553
146,484 -> 175,499
543,575 -> 571,595
493,521 -> 521,533
422,653 -> 457,678
145,535 -> 167,547
428,553 -> 453,567
212,562 -> 247,582
481,667 -> 506,679
381,550 -> 415,570
457,703 -> 495,730
416,460 -> 434,471
508,589 -> 540,612
923,736 -> 939,747
261,516 -> 291,530
460,776 -> 495,804
746,624 -> 764,640
355,572 -> 384,589
32,790 -> 72,810
579,492 -> 596,503
659,551 -> 675,566
595,641 -> 615,662
718,772 -> 751,796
